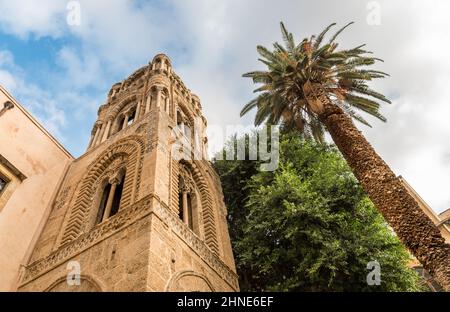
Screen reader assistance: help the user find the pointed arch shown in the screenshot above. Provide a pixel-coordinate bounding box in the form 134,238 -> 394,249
45,274 -> 104,292
165,270 -> 215,292
59,136 -> 145,246
108,93 -> 138,119
178,160 -> 219,254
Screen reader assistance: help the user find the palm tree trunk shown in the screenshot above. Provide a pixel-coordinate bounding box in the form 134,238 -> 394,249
318,103 -> 450,291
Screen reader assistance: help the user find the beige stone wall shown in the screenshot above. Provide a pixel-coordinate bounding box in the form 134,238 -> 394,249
18,196 -> 238,291
0,86 -> 73,291
18,211 -> 152,291
147,205 -> 236,291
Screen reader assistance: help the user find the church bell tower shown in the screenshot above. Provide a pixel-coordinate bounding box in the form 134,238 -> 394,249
17,54 -> 239,292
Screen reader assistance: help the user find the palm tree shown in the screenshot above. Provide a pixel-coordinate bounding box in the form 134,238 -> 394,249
241,22 -> 450,290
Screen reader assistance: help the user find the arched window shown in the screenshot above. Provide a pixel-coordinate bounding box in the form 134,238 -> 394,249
178,167 -> 198,234
115,107 -> 136,133
127,109 -> 136,126
176,110 -> 192,140
95,172 -> 126,225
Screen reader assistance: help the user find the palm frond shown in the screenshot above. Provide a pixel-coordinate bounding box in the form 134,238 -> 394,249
314,23 -> 336,49
241,93 -> 269,117
329,22 -> 354,43
280,22 -> 295,53
242,21 -> 390,141
347,83 -> 391,103
309,117 -> 326,143
345,95 -> 387,122
257,45 -> 277,62
339,103 -> 373,127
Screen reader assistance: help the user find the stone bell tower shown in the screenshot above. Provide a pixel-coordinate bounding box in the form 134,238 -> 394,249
17,54 -> 239,292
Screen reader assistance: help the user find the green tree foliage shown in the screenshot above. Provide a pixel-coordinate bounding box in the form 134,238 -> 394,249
213,132 -> 422,291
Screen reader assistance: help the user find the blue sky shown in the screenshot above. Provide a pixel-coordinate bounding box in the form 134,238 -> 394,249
1,0 -> 450,214
0,0 -> 197,155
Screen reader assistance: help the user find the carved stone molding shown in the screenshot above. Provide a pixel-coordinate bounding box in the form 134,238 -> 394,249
59,136 -> 145,246
53,186 -> 71,211
179,164 -> 195,193
20,195 -> 238,291
20,195 -> 153,286
179,161 -> 219,255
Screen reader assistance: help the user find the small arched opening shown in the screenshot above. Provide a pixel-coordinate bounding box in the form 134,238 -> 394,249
177,166 -> 200,235
95,170 -> 126,225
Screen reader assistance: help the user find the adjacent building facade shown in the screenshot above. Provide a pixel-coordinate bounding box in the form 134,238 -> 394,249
1,54 -> 238,292
0,86 -> 73,291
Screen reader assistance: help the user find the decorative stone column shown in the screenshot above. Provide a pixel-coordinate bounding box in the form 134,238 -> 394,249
87,128 -> 96,149
145,94 -> 151,113
180,174 -> 193,227
122,112 -> 129,130
89,125 -> 100,147
155,87 -> 162,108
182,191 -> 189,225
102,177 -> 120,222
165,97 -> 170,113
135,99 -> 141,119
93,123 -> 105,147
101,119 -> 112,143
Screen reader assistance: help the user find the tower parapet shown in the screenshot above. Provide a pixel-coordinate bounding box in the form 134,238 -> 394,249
87,54 -> 207,154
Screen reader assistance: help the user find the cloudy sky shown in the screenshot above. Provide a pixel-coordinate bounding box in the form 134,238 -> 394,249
0,0 -> 449,214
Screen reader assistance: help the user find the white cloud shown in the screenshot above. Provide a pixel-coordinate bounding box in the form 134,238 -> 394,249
0,70 -> 17,91
0,0 -> 66,38
0,49 -> 66,138
56,46 -> 103,89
